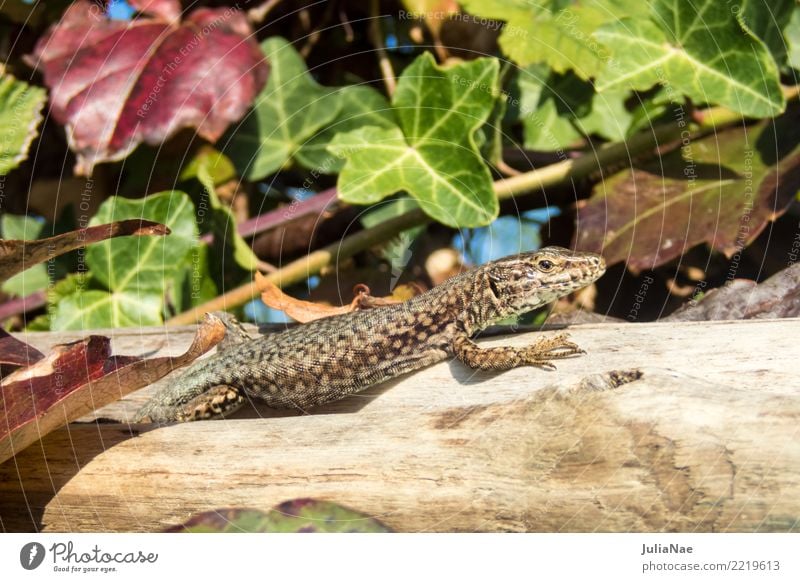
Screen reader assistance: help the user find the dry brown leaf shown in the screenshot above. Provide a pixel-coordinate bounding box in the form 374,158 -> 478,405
255,273 -> 406,323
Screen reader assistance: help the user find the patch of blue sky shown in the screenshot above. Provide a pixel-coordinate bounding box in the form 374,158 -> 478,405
107,0 -> 135,20
453,206 -> 561,265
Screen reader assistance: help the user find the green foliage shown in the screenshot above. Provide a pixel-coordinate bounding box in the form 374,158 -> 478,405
737,0 -> 795,68
594,0 -> 784,118
226,37 -> 392,180
0,1 -> 797,330
50,192 -> 199,330
461,0 -> 791,120
0,75 -> 46,175
787,9 -> 800,71
518,66 -> 632,149
227,37 -> 339,180
330,53 -> 499,227
295,85 -> 395,173
460,0 -> 647,80
180,148 -> 259,272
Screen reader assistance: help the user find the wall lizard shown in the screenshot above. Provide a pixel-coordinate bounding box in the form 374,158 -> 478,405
136,247 -> 605,422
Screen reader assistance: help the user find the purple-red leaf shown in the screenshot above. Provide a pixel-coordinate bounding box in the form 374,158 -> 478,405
0,329 -> 44,367
128,0 -> 181,22
29,1 -> 268,174
0,313 -> 225,464
165,500 -> 393,533
575,113 -> 800,272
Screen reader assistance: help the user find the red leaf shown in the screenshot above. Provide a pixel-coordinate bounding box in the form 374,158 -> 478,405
128,0 -> 181,22
0,313 -> 226,463
29,1 -> 268,175
574,113 -> 800,272
0,329 -> 44,367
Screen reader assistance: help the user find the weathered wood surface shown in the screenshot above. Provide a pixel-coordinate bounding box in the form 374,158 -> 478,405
1,319 -> 799,532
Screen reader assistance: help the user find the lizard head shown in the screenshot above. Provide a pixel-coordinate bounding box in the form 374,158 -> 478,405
484,246 -> 606,318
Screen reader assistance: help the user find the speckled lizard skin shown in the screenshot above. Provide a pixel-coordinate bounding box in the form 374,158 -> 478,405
136,247 -> 605,422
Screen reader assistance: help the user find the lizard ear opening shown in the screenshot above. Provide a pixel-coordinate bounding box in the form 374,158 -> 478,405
488,272 -> 502,300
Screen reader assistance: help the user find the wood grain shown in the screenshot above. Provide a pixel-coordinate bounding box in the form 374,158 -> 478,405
1,319 -> 798,532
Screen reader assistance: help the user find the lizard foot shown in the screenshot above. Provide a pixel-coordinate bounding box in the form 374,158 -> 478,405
175,385 -> 246,422
521,333 -> 585,370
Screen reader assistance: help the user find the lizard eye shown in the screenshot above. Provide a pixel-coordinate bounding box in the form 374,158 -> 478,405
537,259 -> 554,272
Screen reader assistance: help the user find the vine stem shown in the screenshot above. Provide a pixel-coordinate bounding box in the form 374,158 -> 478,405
369,0 -> 397,97
247,0 -> 283,24
165,110 -> 706,326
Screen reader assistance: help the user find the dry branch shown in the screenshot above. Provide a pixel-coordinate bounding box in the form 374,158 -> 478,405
1,319 -> 798,532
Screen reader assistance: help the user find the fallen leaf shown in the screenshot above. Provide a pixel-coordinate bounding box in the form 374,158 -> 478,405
0,313 -> 225,464
29,0 -> 268,174
255,273 -> 404,323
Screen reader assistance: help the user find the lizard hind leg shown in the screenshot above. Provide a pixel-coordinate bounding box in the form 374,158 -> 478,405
175,384 -> 246,422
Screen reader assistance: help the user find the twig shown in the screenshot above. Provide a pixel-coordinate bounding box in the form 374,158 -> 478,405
339,7 -> 354,42
368,0 -> 396,96
0,191 -> 338,322
241,187 -> 338,238
0,291 -> 45,323
247,0 -> 282,25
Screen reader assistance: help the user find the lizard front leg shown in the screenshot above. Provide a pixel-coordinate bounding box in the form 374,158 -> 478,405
136,383 -> 246,423
173,384 -> 246,422
452,329 -> 584,371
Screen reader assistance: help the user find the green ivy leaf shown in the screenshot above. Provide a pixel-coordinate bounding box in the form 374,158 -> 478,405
594,0 -> 785,118
180,147 -> 259,272
29,272 -> 93,331
737,0 -> 795,69
51,290 -> 163,330
578,88 -> 632,142
0,214 -> 48,296
0,75 -> 46,175
294,85 -> 395,174
786,8 -> 800,71
460,0 -> 646,80
518,65 -> 583,150
329,53 -> 499,228
226,37 -> 341,180
86,192 -> 197,293
171,243 -> 218,314
518,66 -> 632,150
51,192 -> 198,330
